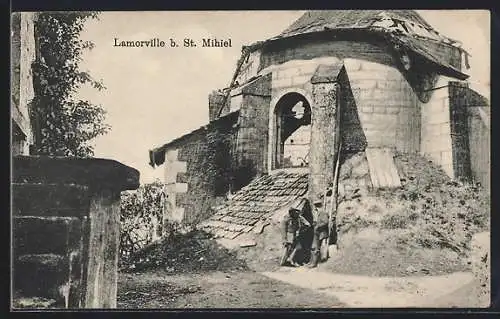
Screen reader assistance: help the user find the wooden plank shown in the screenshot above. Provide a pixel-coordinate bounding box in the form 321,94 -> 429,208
385,149 -> 402,188
365,148 -> 379,188
366,148 -> 401,189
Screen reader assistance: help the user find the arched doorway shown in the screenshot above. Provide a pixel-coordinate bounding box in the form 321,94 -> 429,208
271,92 -> 312,170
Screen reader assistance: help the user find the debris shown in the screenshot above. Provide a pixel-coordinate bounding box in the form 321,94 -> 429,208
420,268 -> 430,274
405,265 -> 417,273
121,229 -> 248,274
239,240 -> 257,248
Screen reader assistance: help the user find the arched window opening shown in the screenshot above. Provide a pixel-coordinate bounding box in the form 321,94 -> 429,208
274,93 -> 312,169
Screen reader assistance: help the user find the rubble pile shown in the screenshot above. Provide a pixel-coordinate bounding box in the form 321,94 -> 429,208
121,230 -> 248,274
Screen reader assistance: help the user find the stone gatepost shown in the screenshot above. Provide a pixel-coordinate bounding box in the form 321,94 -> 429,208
308,64 -> 343,211
12,156 -> 140,309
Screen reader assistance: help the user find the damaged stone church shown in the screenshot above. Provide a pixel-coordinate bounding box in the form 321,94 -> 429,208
149,10 -> 490,240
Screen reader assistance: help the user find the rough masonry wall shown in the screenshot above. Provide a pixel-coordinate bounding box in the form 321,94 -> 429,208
420,76 -> 455,178
231,74 -> 272,185
448,83 -> 490,189
208,90 -> 229,121
448,83 -> 473,182
468,105 -> 490,192
164,117 -> 237,224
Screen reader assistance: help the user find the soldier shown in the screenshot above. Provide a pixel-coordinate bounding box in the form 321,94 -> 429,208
280,198 -> 311,266
307,195 -> 330,268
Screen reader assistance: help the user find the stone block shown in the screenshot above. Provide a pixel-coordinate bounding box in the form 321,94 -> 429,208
376,80 -> 402,90
385,106 -> 401,114
373,106 -> 386,114
292,75 -> 312,86
12,156 -> 140,191
361,106 -> 374,113
14,216 -> 82,255
12,183 -> 90,217
425,123 -> 443,137
422,134 -> 452,153
165,149 -> 179,162
349,68 -> 401,82
440,150 -> 453,165
14,253 -> 70,302
175,183 -> 188,193
426,110 -> 450,125
349,79 -> 378,90
298,63 -> 320,76
272,77 -> 293,89
342,58 -> 362,72
277,67 -> 301,79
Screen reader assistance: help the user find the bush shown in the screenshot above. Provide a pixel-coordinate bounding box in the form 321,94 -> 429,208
120,179 -> 173,264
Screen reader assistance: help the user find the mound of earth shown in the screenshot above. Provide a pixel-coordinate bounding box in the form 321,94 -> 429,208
320,227 -> 468,276
121,230 -> 248,274
331,151 -> 489,276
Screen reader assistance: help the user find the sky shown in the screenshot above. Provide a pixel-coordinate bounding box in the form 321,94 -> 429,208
76,10 -> 490,184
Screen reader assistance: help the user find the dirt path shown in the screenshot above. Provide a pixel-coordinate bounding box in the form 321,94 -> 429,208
118,270 -> 345,308
261,268 -> 478,308
117,267 -> 484,309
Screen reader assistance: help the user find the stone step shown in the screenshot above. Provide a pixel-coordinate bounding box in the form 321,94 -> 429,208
13,253 -> 71,303
12,183 -> 90,217
13,216 -> 84,255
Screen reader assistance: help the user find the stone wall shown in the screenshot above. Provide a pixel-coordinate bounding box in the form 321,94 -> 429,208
231,74 -> 272,180
12,156 -> 139,309
208,90 -> 229,122
420,77 -> 455,178
344,59 -> 421,154
259,38 -> 395,75
448,83 -> 490,190
468,105 -> 490,192
260,40 -> 422,160
163,113 -> 238,225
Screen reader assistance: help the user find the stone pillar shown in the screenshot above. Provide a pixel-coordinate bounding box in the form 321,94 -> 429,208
11,12 -> 36,155
12,156 -> 140,309
308,65 -> 342,209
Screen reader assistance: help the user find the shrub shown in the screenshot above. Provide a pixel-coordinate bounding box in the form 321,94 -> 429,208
120,179 -> 172,264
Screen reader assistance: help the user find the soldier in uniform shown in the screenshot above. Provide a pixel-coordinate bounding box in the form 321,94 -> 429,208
280,198 -> 312,266
307,195 -> 330,268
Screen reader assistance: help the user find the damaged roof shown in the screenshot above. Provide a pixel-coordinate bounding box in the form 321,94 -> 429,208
244,10 -> 469,80
199,170 -> 308,239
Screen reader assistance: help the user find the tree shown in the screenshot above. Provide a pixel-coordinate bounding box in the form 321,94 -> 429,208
30,12 -> 110,157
